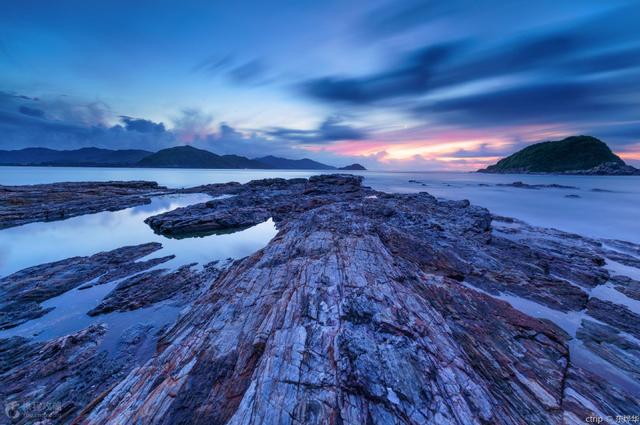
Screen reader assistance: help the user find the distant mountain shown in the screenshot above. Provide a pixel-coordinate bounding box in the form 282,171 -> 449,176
0,145 -> 364,171
254,155 -> 335,170
0,147 -> 152,166
478,136 -> 639,175
339,163 -> 366,170
137,145 -> 270,169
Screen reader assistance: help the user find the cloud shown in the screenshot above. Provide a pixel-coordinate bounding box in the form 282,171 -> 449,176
120,116 -> 166,133
0,93 -> 176,151
302,4 -> 640,113
301,43 -> 461,104
19,106 -> 45,118
192,54 -> 234,76
192,54 -> 272,86
227,59 -> 269,85
265,116 -> 368,144
420,81 -> 624,127
171,108 -> 215,142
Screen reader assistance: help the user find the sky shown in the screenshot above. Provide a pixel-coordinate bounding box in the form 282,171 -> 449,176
1,0 -> 640,170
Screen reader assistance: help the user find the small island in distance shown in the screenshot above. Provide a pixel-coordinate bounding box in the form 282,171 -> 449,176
0,145 -> 367,171
479,135 -> 640,175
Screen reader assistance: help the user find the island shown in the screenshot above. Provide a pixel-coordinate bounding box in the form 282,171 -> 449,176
478,135 -> 640,175
339,163 -> 367,170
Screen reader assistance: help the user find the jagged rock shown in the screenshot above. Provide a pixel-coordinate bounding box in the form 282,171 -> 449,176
88,262 -> 221,316
496,181 -> 578,189
0,324 -> 157,424
0,243 -> 164,329
76,175 -> 639,424
0,181 -> 169,229
587,298 -> 640,339
1,175 -> 639,424
146,174 -> 367,237
610,275 -> 640,301
569,161 -> 640,176
577,320 -> 640,380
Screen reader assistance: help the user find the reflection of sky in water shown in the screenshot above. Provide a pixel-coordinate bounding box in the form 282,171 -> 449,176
1,166 -> 638,243
0,193 -> 277,277
0,193 -> 278,348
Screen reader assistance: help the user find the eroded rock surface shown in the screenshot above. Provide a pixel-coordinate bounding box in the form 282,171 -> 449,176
87,262 -> 221,316
0,243 -> 164,329
0,324 -> 156,424
75,175 -> 639,424
1,174 -> 639,424
0,180 -> 168,229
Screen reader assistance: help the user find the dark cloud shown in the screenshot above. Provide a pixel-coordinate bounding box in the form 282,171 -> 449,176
302,43 -> 461,104
265,116 -> 367,143
0,95 -> 176,151
18,106 -> 45,118
361,0 -> 457,39
302,4 -> 640,116
420,82 -> 620,127
120,116 -> 166,133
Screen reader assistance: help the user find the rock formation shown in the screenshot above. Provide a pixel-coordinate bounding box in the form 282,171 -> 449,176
0,181 -> 169,229
0,175 -> 639,424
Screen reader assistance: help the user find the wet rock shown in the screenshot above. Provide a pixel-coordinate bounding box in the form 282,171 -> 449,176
587,298 -> 640,339
146,174 -> 368,237
496,181 -> 578,190
76,175 -> 638,424
88,262 -> 221,316
576,320 -> 640,379
0,324 -> 158,424
0,181 -> 169,229
0,243 -> 164,329
610,275 -> 640,301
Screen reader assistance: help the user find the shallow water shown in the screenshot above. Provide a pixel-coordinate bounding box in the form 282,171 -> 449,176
0,193 -> 278,345
2,166 -> 638,243
0,193 -> 276,277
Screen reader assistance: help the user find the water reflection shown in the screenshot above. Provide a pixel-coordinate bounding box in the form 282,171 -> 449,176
0,193 -> 278,346
0,194 -> 277,277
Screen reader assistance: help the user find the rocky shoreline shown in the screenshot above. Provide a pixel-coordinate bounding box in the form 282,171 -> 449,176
479,161 -> 640,176
1,175 -> 639,423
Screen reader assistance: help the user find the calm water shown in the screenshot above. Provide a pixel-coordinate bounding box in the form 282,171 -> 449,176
0,192 -> 277,346
1,166 -> 639,243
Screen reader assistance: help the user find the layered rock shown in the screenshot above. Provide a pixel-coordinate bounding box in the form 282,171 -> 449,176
87,262 -> 221,316
78,175 -> 639,424
0,181 -> 169,229
1,174 -> 639,424
0,243 -> 165,329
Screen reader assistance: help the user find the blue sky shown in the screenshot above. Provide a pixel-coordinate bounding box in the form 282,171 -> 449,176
2,0 -> 640,169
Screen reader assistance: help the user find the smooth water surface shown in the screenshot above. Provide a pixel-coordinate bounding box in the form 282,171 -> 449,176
0,193 -> 277,277
0,192 -> 278,346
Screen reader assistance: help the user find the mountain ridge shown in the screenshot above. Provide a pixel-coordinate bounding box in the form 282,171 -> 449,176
0,146 -> 366,170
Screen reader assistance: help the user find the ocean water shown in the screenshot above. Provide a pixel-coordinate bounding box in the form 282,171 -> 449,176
1,166 -> 638,243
